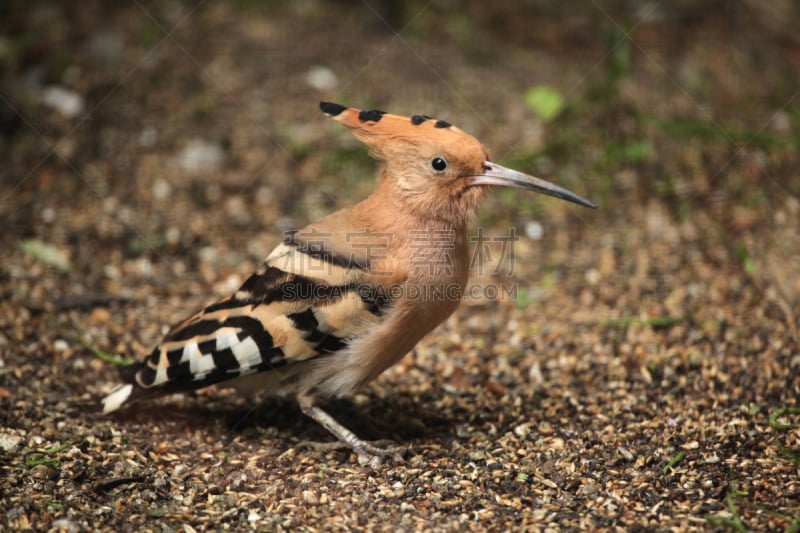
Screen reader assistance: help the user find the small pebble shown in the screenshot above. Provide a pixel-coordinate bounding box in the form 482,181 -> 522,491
178,140 -> 224,172
53,339 -> 69,352
525,221 -> 543,240
0,433 -> 21,452
618,447 -> 634,461
41,86 -> 84,118
306,65 -> 338,91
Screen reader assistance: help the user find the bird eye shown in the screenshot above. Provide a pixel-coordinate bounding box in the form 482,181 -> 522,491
431,157 -> 448,172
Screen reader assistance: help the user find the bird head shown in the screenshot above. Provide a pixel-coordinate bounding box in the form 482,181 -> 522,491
320,102 -> 596,224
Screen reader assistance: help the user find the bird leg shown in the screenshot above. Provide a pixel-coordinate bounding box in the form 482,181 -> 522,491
297,395 -> 406,466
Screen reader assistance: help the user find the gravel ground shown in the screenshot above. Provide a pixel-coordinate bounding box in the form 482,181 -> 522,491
2,2 -> 799,531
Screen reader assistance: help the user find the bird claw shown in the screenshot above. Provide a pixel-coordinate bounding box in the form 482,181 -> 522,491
297,439 -> 407,465
354,441 -> 407,466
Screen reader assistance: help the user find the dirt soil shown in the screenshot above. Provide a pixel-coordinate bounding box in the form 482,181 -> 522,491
1,2 -> 799,531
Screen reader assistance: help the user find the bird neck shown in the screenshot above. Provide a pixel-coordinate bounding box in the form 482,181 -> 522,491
354,172 -> 478,235
346,178 -> 472,288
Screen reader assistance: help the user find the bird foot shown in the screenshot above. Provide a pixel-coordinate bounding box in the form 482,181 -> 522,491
298,399 -> 408,466
297,439 -> 406,466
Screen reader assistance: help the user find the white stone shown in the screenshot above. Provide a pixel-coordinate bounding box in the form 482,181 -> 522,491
41,86 -> 84,118
525,221 -> 543,240
306,65 -> 338,91
0,432 -> 21,452
178,140 -> 223,172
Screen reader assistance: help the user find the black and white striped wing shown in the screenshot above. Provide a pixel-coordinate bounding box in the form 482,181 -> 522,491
101,240 -> 389,413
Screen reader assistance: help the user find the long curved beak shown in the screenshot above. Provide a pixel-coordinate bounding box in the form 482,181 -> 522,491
468,162 -> 597,209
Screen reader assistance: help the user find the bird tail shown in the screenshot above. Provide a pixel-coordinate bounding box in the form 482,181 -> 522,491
100,383 -> 136,414
97,362 -> 150,414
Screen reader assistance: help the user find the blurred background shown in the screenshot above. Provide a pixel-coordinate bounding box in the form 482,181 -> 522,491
2,0 -> 799,317
1,1 -> 799,529
2,0 -> 799,315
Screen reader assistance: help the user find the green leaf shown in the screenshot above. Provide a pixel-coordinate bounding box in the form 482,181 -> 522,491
77,337 -> 136,367
769,406 -> 800,431
622,140 -> 653,162
20,239 -> 72,272
25,455 -> 61,468
775,442 -> 800,469
599,316 -> 684,329
524,86 -> 565,122
662,450 -> 686,474
735,242 -> 757,275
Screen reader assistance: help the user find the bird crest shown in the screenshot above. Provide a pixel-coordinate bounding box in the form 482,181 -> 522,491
319,101 -> 489,169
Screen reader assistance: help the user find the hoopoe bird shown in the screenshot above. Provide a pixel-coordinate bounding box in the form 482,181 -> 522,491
101,102 -> 596,464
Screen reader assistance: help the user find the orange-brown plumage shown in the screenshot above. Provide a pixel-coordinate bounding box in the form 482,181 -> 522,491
100,101 -> 595,464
